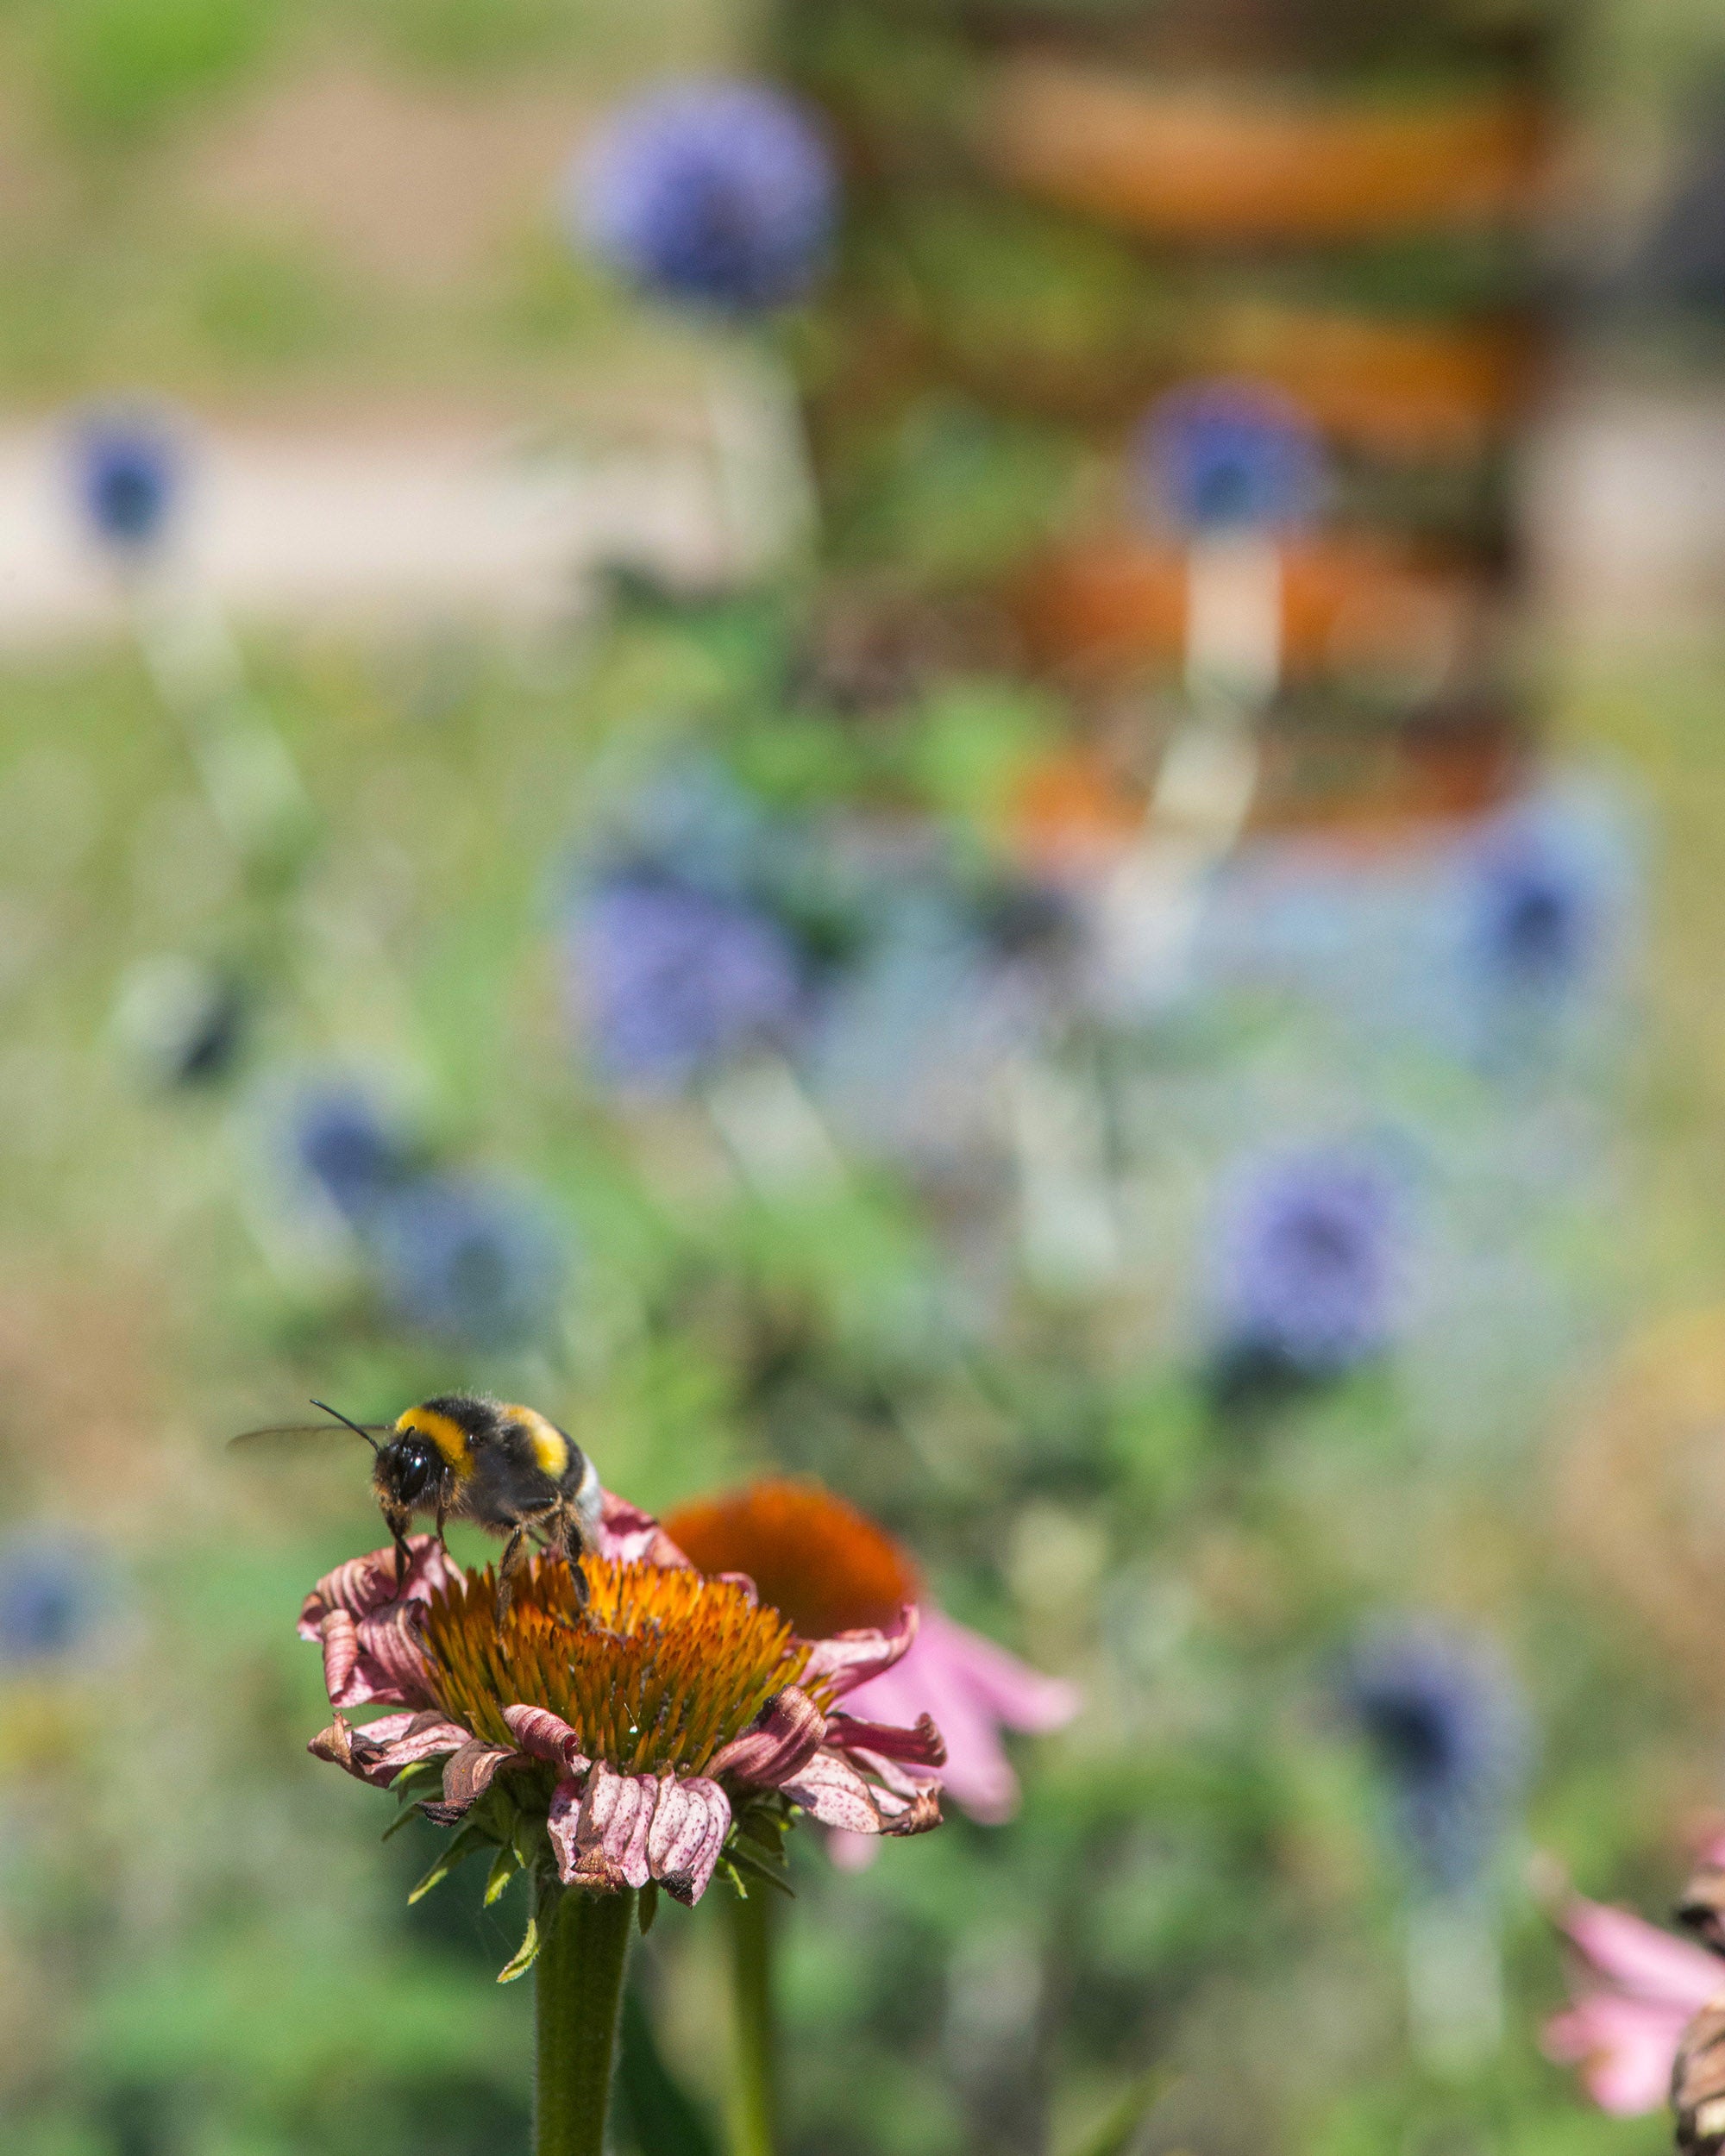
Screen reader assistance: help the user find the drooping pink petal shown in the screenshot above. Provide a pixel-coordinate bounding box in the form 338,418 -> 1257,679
778,1743 -> 943,1838
502,1705 -> 590,1776
1559,1895 -> 1725,2010
877,1784 -> 941,1837
317,1598 -> 436,1712
778,1747 -> 885,1833
648,1777 -> 731,1905
569,1761 -> 658,1890
354,1601 -> 436,1706
419,1739 -> 525,1826
907,1607 -> 1080,1733
839,1606 -> 1076,1825
1543,1992 -> 1699,2115
709,1687 -> 826,1786
800,1603 -> 919,1700
547,1777 -> 583,1883
595,1495 -> 691,1570
825,1710 -> 946,1769
298,1536 -> 459,1639
837,1745 -> 938,1803
319,1610 -> 364,1702
308,1709 -> 470,1788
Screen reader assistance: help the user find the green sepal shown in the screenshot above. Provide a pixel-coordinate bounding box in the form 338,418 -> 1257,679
1055,2069 -> 1176,2156
484,1839 -> 524,1908
406,1821 -> 491,1905
496,1906 -> 541,1984
497,1868 -> 561,1984
637,1882 -> 660,1936
720,1842 -> 795,1900
380,1802 -> 424,1844
388,1758 -> 445,1808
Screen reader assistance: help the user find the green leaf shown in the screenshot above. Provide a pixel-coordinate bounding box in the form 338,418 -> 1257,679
406,1823 -> 490,1906
615,1976 -> 718,2156
637,1882 -> 660,1935
1055,2070 -> 1177,2156
483,1840 -> 524,1908
496,1905 -> 541,1984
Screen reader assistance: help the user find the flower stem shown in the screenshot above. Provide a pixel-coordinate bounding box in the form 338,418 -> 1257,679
726,1887 -> 779,2156
536,1884 -> 637,2156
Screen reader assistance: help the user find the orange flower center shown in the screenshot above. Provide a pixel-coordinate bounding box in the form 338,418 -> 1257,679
663,1479 -> 920,1640
421,1556 -> 809,1777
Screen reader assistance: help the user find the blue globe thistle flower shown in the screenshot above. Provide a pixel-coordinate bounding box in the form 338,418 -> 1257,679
0,1536 -> 110,1664
1335,1622 -> 1530,1896
1466,819 -> 1598,999
367,1175 -> 566,1350
569,868 -> 806,1091
70,409 -> 180,551
289,1085 -> 413,1225
1136,381 -> 1326,536
1210,1145 -> 1407,1375
573,78 -> 837,313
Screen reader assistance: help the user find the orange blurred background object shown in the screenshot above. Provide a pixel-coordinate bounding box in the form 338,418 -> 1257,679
982,63 -> 1546,244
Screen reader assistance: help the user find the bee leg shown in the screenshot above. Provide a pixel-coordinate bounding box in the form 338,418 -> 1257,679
380,1503 -> 413,1589
493,1526 -> 529,1636
564,1517 -> 591,1609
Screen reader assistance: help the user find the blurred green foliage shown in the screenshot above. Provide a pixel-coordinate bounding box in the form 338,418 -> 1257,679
0,580 -> 1711,2154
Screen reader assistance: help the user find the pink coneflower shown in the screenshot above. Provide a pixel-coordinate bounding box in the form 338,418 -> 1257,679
1544,1883 -> 1725,2115
300,1492 -> 942,1921
662,1478 -> 1078,1829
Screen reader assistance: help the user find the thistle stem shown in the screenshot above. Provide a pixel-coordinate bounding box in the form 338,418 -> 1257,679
726,1888 -> 779,2156
536,1884 -> 637,2156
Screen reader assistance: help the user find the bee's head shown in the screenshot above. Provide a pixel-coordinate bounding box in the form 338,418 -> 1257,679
377,1434 -> 442,1508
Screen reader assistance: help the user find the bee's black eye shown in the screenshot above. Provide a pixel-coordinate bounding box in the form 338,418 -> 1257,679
392,1441 -> 439,1504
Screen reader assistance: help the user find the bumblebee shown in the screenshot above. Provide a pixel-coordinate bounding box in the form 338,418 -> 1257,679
234,1395 -> 601,1624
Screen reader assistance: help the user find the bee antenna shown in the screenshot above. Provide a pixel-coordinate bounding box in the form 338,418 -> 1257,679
310,1398 -> 381,1454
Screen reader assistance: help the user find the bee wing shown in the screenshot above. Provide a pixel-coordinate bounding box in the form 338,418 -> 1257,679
227,1421 -> 386,1454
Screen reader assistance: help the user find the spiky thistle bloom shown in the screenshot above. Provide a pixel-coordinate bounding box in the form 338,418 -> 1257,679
70,407 -> 181,552
663,1479 -> 1077,1827
1134,381 -> 1325,536
568,868 -> 806,1091
1209,1145 -> 1408,1377
302,1494 -> 942,1963
1335,1622 -> 1528,1898
366,1174 -> 566,1351
287,1082 -> 412,1224
1465,808 -> 1604,1003
572,79 -> 837,314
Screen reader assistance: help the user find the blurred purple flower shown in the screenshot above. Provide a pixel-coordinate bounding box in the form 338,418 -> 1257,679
0,1536 -> 110,1664
1136,381 -> 1326,535
1336,1622 -> 1529,1896
568,868 -> 806,1090
367,1175 -> 566,1350
573,78 -> 837,313
1211,1145 -> 1407,1374
1467,819 -> 1598,999
71,408 -> 179,551
290,1085 -> 411,1224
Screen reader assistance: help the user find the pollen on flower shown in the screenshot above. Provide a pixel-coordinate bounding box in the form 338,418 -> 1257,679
664,1479 -> 919,1639
420,1554 -> 810,1776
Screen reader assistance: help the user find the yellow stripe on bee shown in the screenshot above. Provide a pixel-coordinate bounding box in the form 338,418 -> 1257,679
397,1405 -> 475,1480
501,1403 -> 569,1481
